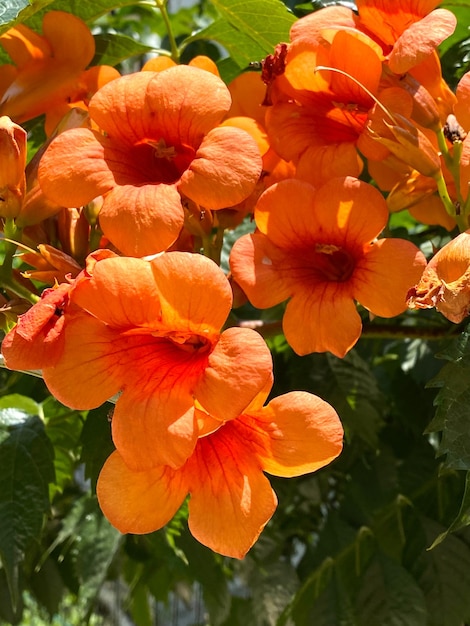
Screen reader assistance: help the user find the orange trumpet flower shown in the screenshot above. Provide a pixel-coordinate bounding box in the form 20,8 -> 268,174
97,387 -> 343,559
407,231 -> 470,323
0,11 -> 119,131
38,65 -> 262,257
2,251 -> 273,470
230,177 -> 427,358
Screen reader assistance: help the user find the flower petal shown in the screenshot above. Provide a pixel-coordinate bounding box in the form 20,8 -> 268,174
38,128 -> 116,206
283,283 -> 362,357
195,327 -> 273,421
353,238 -> 427,317
97,450 -> 189,534
90,66 -> 231,148
112,389 -> 198,470
187,425 -> 278,559
99,183 -> 184,256
388,9 -> 457,74
179,126 -> 262,209
71,256 -> 162,328
243,391 -> 343,477
42,315 -> 124,409
151,252 -> 232,335
229,232 -> 292,308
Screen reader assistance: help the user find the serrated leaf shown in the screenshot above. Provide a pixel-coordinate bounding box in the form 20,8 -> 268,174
326,351 -> 385,449
426,325 -> 470,468
356,553 -> 427,626
429,471 -> 470,549
0,415 -> 55,609
185,0 -> 296,72
408,517 -> 470,626
52,496 -> 121,613
93,32 -> 154,66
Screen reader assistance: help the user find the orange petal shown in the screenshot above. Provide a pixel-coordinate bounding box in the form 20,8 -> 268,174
295,142 -> 363,187
244,391 -> 343,477
71,256 -> 162,328
41,11 -> 94,69
90,66 -> 231,148
328,30 -> 383,103
112,389 -> 198,470
227,72 -> 266,124
99,183 -> 184,256
283,283 -> 362,357
97,450 -> 189,534
142,56 -> 176,71
353,238 -> 427,317
311,176 -> 389,245
229,232 -> 292,308
195,327 -> 273,421
151,252 -> 232,335
42,315 -> 124,409
290,6 -> 358,44
38,128 -> 116,206
388,9 -> 457,74
455,72 -> 470,131
179,125 -> 262,209
186,425 -> 278,559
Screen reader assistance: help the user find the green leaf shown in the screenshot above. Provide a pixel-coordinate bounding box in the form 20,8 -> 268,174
79,405 -> 115,491
426,325 -> 470,469
41,398 -> 83,495
0,0 -> 53,32
24,1 -> 146,30
249,561 -> 299,626
0,394 -> 41,430
356,553 -> 427,626
0,415 -> 55,609
185,0 -> 296,74
326,351 -> 386,449
429,471 -> 470,548
407,516 -> 470,626
52,495 -> 122,613
92,32 -> 154,66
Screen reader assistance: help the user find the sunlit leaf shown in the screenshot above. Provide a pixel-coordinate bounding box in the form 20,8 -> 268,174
184,0 -> 296,79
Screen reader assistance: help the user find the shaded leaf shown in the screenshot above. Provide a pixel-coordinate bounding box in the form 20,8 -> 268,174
52,495 -> 122,613
92,32 -> 154,66
429,471 -> 470,548
79,405 -> 115,492
406,516 -> 470,626
0,415 -> 55,609
427,324 -> 470,468
356,553 -> 427,626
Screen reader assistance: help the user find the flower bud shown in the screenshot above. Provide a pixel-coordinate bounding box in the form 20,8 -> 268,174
368,113 -> 441,178
0,115 -> 26,218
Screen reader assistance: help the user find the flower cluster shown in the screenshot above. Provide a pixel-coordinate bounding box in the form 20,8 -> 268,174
1,1 -> 470,557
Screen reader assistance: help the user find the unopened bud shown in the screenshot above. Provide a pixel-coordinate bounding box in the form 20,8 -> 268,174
368,113 -> 441,178
0,115 -> 26,218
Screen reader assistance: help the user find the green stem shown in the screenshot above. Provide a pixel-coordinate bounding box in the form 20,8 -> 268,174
202,228 -> 225,265
0,219 -> 39,303
435,172 -> 468,232
154,0 -> 180,62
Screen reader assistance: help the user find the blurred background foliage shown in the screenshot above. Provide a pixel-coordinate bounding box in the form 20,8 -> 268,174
1,0 -> 470,624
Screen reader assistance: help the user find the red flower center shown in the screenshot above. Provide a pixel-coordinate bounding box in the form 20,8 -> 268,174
313,243 -> 355,282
